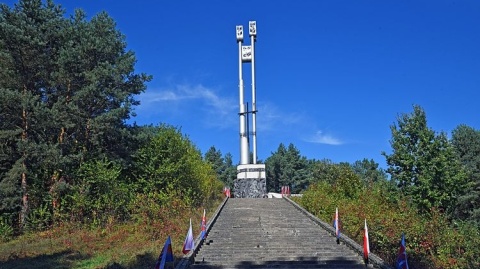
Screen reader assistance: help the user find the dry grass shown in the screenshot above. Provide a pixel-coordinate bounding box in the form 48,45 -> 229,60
0,199 -> 223,269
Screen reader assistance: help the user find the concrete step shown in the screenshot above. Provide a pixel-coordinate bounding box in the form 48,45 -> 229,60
187,198 -> 366,269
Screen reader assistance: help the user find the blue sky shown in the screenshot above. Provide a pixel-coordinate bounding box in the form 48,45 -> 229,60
7,1 -> 480,168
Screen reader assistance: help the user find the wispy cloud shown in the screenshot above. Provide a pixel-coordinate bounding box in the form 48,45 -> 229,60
136,84 -> 236,128
141,84 -> 228,104
257,102 -> 306,132
135,84 -> 345,147
304,130 -> 344,145
256,103 -> 346,146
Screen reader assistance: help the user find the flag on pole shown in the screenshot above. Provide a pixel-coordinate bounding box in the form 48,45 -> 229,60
224,187 -> 230,198
334,207 -> 340,243
363,219 -> 370,263
201,209 -> 207,240
154,236 -> 174,269
223,187 -> 229,197
182,218 -> 195,254
396,233 -> 409,269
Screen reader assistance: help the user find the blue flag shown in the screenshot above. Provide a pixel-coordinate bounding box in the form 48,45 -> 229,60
155,236 -> 174,269
396,233 -> 409,269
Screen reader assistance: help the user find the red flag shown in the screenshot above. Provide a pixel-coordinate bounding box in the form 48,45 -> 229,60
155,236 -> 174,269
224,187 -> 230,197
363,219 -> 370,262
182,218 -> 194,254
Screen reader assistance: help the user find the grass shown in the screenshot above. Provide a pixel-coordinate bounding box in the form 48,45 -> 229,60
0,198 -> 223,269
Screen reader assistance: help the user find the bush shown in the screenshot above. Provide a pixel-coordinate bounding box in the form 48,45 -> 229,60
25,203 -> 52,232
60,159 -> 131,227
300,181 -> 480,269
133,125 -> 223,207
0,217 -> 13,242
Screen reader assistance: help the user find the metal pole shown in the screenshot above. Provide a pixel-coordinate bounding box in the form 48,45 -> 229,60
237,27 -> 249,165
250,21 -> 257,164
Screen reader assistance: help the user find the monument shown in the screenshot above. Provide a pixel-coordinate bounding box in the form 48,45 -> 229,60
233,21 -> 267,198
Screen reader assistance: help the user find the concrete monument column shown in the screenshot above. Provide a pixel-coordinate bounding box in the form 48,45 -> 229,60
234,21 -> 266,198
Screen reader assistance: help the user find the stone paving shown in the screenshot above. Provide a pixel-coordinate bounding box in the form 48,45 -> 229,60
189,198 -> 367,269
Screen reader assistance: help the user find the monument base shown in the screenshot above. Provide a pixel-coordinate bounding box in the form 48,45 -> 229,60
234,164 -> 267,198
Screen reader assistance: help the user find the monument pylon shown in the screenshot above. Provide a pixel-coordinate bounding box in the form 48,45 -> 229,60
234,21 -> 266,198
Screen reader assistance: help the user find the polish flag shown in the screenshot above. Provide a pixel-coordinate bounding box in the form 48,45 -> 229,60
363,219 -> 370,262
182,218 -> 194,254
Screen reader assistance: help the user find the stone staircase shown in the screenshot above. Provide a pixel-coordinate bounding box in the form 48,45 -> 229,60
187,198 -> 368,269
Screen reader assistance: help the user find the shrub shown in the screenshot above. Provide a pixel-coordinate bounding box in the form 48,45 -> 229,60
0,217 -> 13,242
300,181 -> 480,269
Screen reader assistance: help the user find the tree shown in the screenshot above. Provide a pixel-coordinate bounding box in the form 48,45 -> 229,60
351,158 -> 388,184
382,105 -> 467,214
63,159 -> 129,226
0,0 -> 150,230
451,124 -> 480,222
0,0 -> 67,228
204,147 -> 236,188
265,143 -> 311,193
221,153 -> 237,189
310,159 -> 338,184
133,125 -> 217,206
204,146 -> 225,178
265,143 -> 286,192
310,160 -> 363,199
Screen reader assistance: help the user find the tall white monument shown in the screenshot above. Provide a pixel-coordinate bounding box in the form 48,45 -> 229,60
234,21 -> 266,198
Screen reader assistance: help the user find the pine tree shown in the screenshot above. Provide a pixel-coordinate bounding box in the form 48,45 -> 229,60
265,143 -> 311,193
0,0 -> 150,230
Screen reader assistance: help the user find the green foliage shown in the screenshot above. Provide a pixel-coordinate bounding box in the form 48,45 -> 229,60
383,105 -> 467,215
129,191 -> 188,236
133,125 -> 222,208
0,0 -> 150,232
25,202 -> 52,232
265,143 -> 311,193
310,160 -> 363,199
61,159 -> 130,227
204,147 -> 237,189
350,158 -> 389,184
0,217 -> 13,242
300,178 -> 480,269
310,159 -> 339,184
451,125 -> 480,223
205,146 -> 225,176
221,153 -> 237,189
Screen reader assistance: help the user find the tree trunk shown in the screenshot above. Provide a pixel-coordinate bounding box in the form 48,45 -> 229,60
20,85 -> 29,228
20,164 -> 28,227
